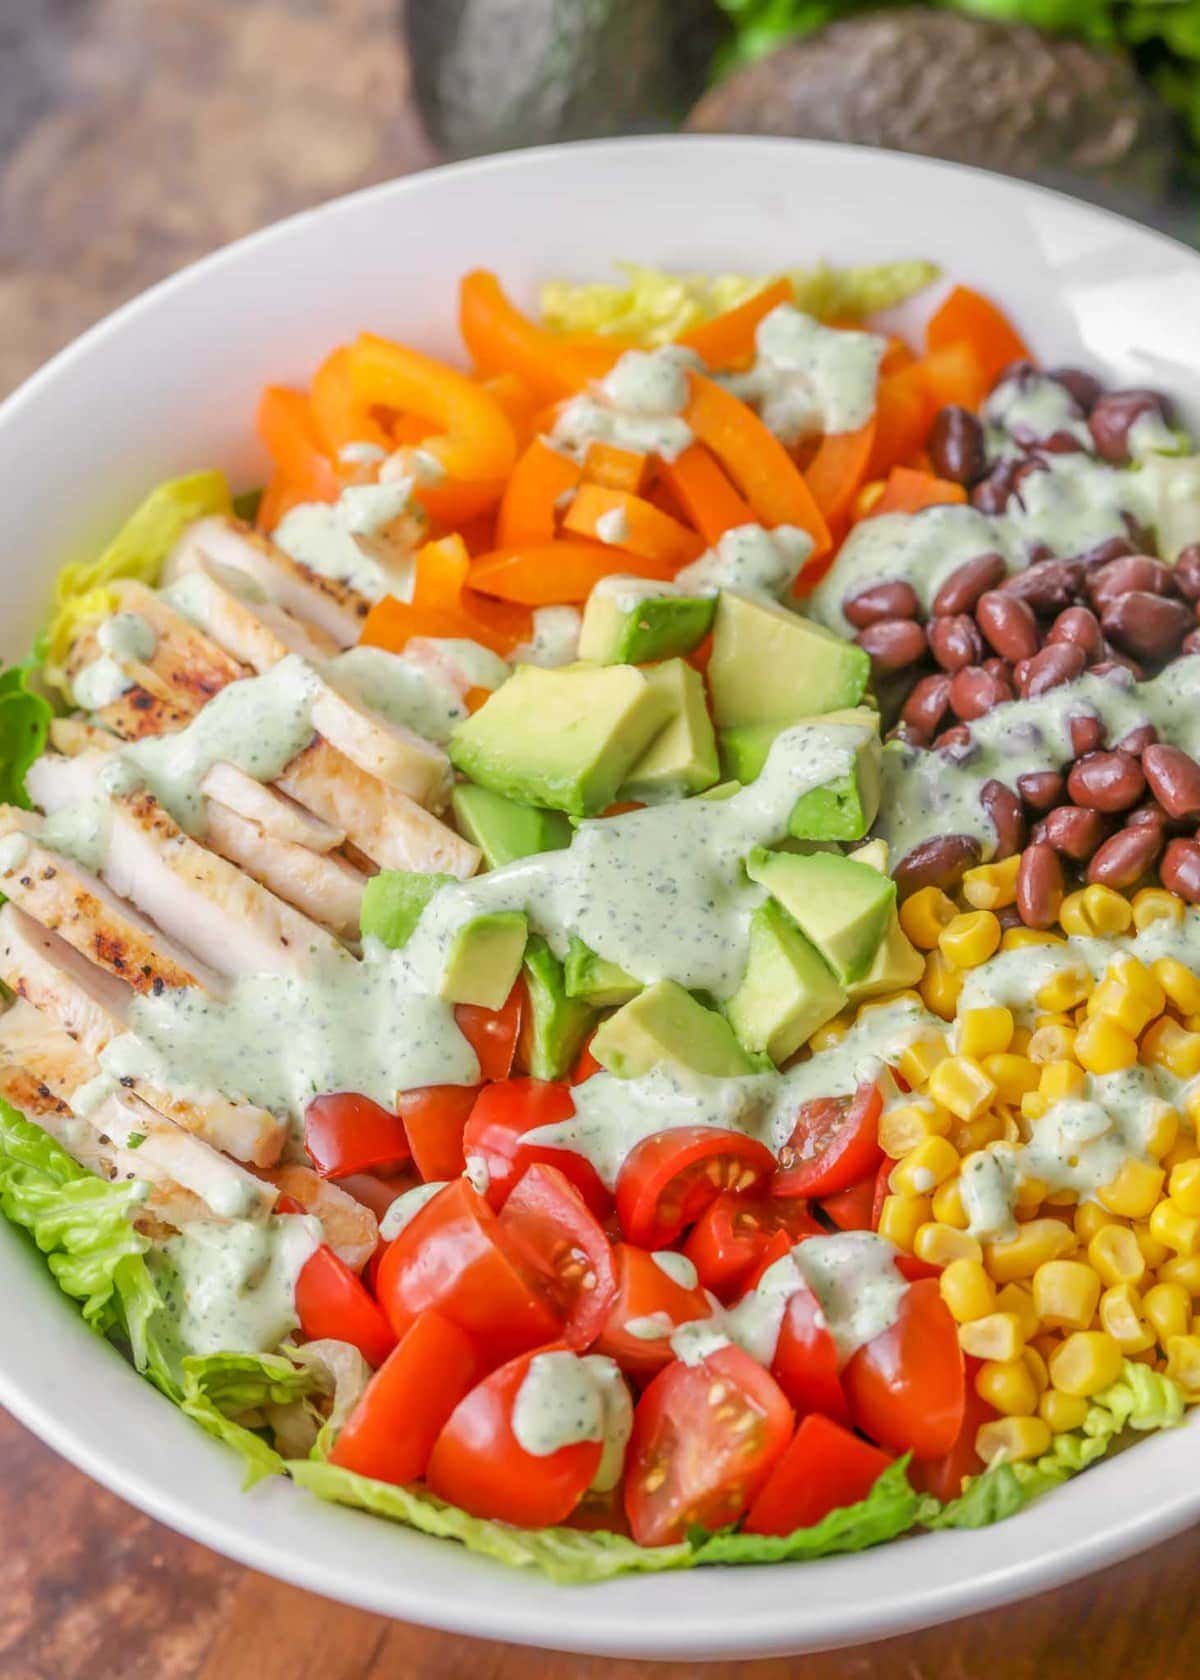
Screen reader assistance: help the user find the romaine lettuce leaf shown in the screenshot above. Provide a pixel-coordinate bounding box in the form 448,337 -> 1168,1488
181,1350 -> 331,1488
0,663 -> 52,810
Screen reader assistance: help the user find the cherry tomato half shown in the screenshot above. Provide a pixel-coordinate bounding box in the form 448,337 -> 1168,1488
624,1344 -> 793,1547
426,1343 -> 602,1526
498,1163 -> 616,1350
819,1172 -> 877,1233
294,1244 -> 396,1368
771,1280 -> 851,1426
396,1085 -> 479,1183
843,1278 -> 965,1460
572,1035 -> 602,1085
593,1243 -> 713,1376
743,1412 -> 893,1536
773,1080 -> 883,1199
907,1359 -> 995,1503
304,1092 -> 411,1179
462,1079 -> 608,1214
329,1311 -> 477,1485
455,980 -> 523,1083
684,1191 -> 821,1301
615,1127 -> 777,1250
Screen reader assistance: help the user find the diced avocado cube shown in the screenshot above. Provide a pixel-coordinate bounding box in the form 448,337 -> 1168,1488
725,899 -> 846,1064
359,870 -> 453,948
1141,452 -> 1200,560
451,783 -> 573,869
708,594 -> 870,727
619,659 -> 719,802
578,576 -> 716,664
746,846 -> 896,985
591,979 -> 757,1080
519,934 -> 595,1080
719,723 -> 779,785
448,662 -> 674,818
851,838 -> 889,873
440,911 -> 528,1010
564,937 -> 641,1006
699,779 -> 741,802
787,731 -> 881,842
847,914 -> 924,1002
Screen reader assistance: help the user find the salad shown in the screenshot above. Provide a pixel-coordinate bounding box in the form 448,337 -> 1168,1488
2,258 -> 1200,1584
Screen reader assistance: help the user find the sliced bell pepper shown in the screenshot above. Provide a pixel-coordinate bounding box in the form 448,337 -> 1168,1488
497,438 -> 582,546
459,270 -> 614,404
311,346 -> 391,457
469,540 -> 675,605
412,534 -> 472,615
926,285 -> 1032,386
483,372 -> 539,451
581,441 -> 652,496
360,595 -> 510,657
805,420 -> 877,525
865,363 -> 930,480
918,341 -> 989,415
675,277 -> 790,370
562,484 -> 704,568
256,386 -> 340,504
658,442 -> 754,545
866,465 -> 966,518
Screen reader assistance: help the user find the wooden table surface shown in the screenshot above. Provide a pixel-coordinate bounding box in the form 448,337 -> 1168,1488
3,5 -> 1200,1675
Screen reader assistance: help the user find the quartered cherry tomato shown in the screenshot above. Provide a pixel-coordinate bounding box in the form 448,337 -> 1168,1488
818,1172 -> 877,1233
462,1079 -> 608,1213
773,1080 -> 883,1199
615,1127 -> 777,1249
771,1279 -> 851,1425
624,1344 -> 793,1547
907,1359 -> 995,1503
396,1085 -> 479,1182
743,1413 -> 893,1536
571,1035 -> 602,1085
684,1190 -> 821,1301
498,1163 -> 616,1350
329,1311 -> 478,1485
294,1244 -> 396,1368
843,1278 -> 965,1460
454,979 -> 523,1082
593,1243 -> 713,1376
304,1092 -> 411,1179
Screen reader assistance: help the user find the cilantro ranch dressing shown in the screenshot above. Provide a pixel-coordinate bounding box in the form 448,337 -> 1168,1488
651,1250 -> 699,1289
378,1179 -> 448,1240
983,373 -> 1092,461
326,644 -> 468,744
551,347 -> 696,463
726,306 -> 885,444
674,523 -> 812,602
274,479 -> 422,601
511,606 -> 582,669
97,611 -> 157,663
160,1212 -> 321,1355
595,506 -> 630,545
510,1350 -> 607,1456
72,655 -> 132,711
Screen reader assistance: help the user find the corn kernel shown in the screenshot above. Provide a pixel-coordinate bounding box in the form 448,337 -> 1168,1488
940,1257 -> 996,1322
1021,1091 -> 1048,1122
1164,1134 -> 1200,1172
1144,1106 -> 1181,1161
1014,1174 -> 1051,1211
994,1282 -> 1040,1341
1023,1343 -> 1049,1391
1047,1330 -> 1124,1396
1159,1253 -> 1200,1295
1038,1388 -> 1090,1433
889,1136 -> 960,1197
1038,1060 -> 1087,1103
1132,888 -> 1185,933
1032,1259 -> 1101,1330
959,1311 -> 1026,1362
1030,1330 -> 1061,1364
1143,1280 -> 1190,1345
1169,1158 -> 1200,1218
932,1176 -> 968,1229
1075,1015 -> 1139,1076
962,855 -> 1022,911
900,885 -> 956,950
951,1113 -> 1009,1155
877,1193 -> 931,1252
852,479 -> 887,520
1141,1017 -> 1200,1081
1002,928 -> 1066,952
1183,1085 -> 1200,1135
1074,1203 -> 1121,1243
1152,956 -> 1200,1016
1036,966 -> 1093,1014
1027,1023 -> 1078,1065
896,1033 -> 949,1089
1060,885 -> 1134,939
879,1099 -> 951,1159
1087,955 -> 1166,1036
957,1007 -> 1014,1061
919,950 -> 963,1021
976,1357 -> 1040,1416
1010,1025 -> 1033,1055
981,1053 -> 1039,1104
915,1222 -> 981,1267
984,1218 -> 1075,1283
1098,1282 -> 1156,1352
1097,1158 -> 1166,1219
939,910 -> 1002,970
928,1056 -> 997,1122
976,1416 -> 1052,1464
1164,1334 -> 1200,1397
1149,1198 -> 1200,1257
807,1016 -> 850,1052
1133,1220 -> 1171,1268
1087,1224 -> 1145,1287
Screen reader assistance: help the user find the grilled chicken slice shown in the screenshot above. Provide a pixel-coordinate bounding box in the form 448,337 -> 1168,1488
0,999 -> 275,1219
0,807 -> 220,995
164,539 -> 340,667
198,761 -> 345,853
50,717 -> 119,756
0,904 -> 285,1166
261,1162 -> 378,1273
110,578 -> 249,705
203,802 -> 366,940
309,681 -> 451,809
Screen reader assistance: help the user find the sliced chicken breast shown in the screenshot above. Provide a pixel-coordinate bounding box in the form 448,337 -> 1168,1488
262,1162 -> 378,1273
164,542 -> 340,668
110,578 -> 249,706
174,516 -> 372,647
203,803 -> 366,941
309,680 -> 451,809
198,761 -> 345,853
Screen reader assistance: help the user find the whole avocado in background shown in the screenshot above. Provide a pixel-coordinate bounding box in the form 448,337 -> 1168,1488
405,0 -> 728,157
688,9 -> 1185,231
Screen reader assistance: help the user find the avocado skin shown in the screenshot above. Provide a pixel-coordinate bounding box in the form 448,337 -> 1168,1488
406,0 -> 727,157
688,10 -> 1182,224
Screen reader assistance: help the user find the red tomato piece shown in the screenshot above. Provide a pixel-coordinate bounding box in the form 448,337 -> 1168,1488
498,1163 -> 616,1350
615,1127 -> 777,1250
462,1079 -> 608,1213
771,1281 -> 851,1426
819,1172 -> 877,1232
294,1244 -> 396,1368
624,1344 -> 794,1547
396,1085 -> 479,1183
426,1343 -> 602,1526
907,1359 -> 995,1503
773,1080 -> 883,1199
329,1311 -> 478,1485
743,1412 -> 893,1536
593,1243 -> 713,1376
375,1177 -> 560,1366
455,980 -> 523,1082
304,1092 -> 411,1179
571,1035 -> 602,1084
871,1153 -> 892,1230
684,1191 -> 821,1301
843,1278 -> 965,1460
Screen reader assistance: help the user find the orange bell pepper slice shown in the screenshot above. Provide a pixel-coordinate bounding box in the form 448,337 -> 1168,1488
483,373 -> 539,451
676,277 -> 790,370
256,474 -> 309,533
360,594 -> 520,657
684,374 -> 832,556
865,363 -> 930,481
256,387 -> 340,505
866,466 -> 966,519
880,336 -> 917,378
806,421 -> 877,525
562,485 -> 704,568
658,442 -> 754,545
497,438 -> 582,546
917,341 -> 989,416
469,541 -> 675,605
459,270 -> 614,404
412,535 -> 472,615
310,347 -> 391,458
582,442 -> 652,496
926,286 -> 1032,386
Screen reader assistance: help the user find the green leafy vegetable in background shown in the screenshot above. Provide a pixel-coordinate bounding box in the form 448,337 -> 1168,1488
0,663 -> 51,809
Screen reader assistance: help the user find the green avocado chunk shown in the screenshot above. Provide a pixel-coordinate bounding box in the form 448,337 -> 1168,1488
708,593 -> 870,727
619,659 -> 719,802
448,662 -> 674,817
519,934 -> 595,1080
359,870 -> 453,948
591,979 -> 757,1079
450,783 -> 573,868
719,707 -> 879,789
440,911 -> 528,1010
787,728 -> 881,842
746,846 -> 896,985
725,898 -> 846,1064
577,576 -> 716,664
842,840 -> 925,1001
564,937 -> 642,1007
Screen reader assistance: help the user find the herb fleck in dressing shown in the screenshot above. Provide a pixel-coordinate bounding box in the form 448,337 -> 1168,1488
725,306 -> 885,444
274,479 -> 422,601
551,348 -> 697,463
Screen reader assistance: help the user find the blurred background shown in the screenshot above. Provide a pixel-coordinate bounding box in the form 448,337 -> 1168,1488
3,0 -> 1197,401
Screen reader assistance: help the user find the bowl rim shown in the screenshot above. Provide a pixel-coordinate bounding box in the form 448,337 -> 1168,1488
3,134 -> 1200,1658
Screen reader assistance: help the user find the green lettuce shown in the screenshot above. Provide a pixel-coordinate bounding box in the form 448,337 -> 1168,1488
0,664 -> 52,810
688,1458 -> 920,1565
181,1350 -> 331,1488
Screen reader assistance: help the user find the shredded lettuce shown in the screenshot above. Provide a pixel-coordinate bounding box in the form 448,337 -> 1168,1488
539,261 -> 939,346
181,1350 -> 334,1488
40,470 -> 232,695
0,663 -> 52,810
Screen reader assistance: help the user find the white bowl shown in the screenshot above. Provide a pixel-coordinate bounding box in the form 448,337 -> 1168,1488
3,137 -> 1200,1660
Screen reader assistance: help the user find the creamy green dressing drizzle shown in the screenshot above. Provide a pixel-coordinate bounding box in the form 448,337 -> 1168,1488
73,656 -> 132,711
159,1213 -> 321,1355
274,479 -> 421,601
327,644 -> 467,745
551,347 -> 697,463
508,1351 -> 632,1489
511,606 -> 582,669
725,306 -> 885,444
674,522 -> 812,602
983,373 -> 1092,462
97,611 -> 157,662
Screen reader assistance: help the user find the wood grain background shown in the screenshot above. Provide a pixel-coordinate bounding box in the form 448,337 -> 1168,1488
3,4 -> 1200,1674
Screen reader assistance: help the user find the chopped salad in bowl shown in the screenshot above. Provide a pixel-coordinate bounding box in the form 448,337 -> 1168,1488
3,251 -> 1200,1585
